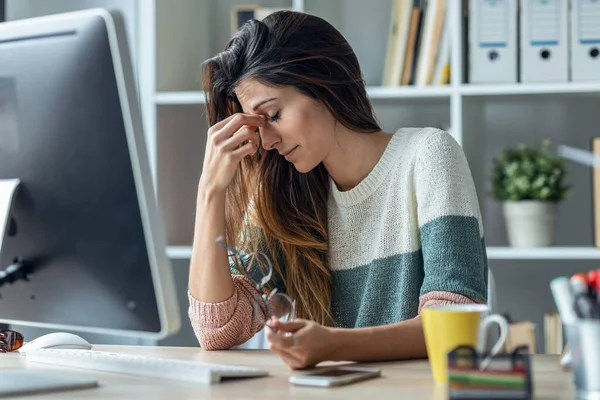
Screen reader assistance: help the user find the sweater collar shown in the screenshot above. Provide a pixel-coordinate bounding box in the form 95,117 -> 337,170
330,130 -> 402,207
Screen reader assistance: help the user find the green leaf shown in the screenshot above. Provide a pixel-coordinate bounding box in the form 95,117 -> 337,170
490,140 -> 571,201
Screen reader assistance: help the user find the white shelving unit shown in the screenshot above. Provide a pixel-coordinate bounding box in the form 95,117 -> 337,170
135,0 -> 600,262
166,246 -> 194,260
460,82 -> 600,96
154,82 -> 600,105
486,247 -> 600,260
155,91 -> 207,105
166,245 -> 600,261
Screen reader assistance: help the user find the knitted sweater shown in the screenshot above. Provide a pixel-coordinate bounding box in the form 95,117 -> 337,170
188,127 -> 488,350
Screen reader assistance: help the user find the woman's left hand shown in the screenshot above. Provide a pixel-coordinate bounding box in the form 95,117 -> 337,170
266,318 -> 338,369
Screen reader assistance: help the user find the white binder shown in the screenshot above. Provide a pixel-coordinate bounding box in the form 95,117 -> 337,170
468,0 -> 518,83
520,0 -> 569,82
570,0 -> 600,81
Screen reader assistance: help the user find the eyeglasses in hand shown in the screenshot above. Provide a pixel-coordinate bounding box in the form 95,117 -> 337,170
216,236 -> 295,331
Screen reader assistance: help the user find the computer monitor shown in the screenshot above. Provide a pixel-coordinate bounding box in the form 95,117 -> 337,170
0,9 -> 180,340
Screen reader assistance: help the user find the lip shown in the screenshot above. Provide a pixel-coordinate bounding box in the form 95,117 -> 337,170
283,146 -> 298,160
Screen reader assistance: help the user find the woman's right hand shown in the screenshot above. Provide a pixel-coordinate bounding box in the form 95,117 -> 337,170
199,113 -> 265,194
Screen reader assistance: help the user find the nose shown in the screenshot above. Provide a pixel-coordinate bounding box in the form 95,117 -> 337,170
259,126 -> 280,151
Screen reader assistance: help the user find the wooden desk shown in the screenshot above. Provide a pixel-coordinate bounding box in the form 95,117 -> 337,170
2,345 -> 576,399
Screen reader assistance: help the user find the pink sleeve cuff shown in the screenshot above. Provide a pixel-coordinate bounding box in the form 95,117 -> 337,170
187,275 -> 264,350
188,288 -> 239,329
418,291 -> 485,314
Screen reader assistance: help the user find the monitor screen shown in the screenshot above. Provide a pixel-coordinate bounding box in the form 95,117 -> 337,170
0,9 -> 180,339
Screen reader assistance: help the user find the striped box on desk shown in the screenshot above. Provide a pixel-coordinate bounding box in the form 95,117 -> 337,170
447,345 -> 533,399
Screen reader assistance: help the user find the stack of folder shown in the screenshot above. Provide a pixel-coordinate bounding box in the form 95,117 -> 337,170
468,0 -> 600,84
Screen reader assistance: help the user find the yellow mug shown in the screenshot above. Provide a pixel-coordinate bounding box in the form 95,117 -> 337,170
422,304 -> 509,384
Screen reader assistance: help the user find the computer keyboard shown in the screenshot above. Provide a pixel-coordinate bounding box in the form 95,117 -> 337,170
25,348 -> 269,384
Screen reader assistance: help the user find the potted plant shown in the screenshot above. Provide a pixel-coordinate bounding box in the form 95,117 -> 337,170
491,140 -> 571,247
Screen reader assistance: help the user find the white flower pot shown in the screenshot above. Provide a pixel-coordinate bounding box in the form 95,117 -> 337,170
502,201 -> 558,247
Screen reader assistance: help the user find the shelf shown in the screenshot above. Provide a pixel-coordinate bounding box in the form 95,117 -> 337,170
167,246 -> 600,260
155,91 -> 206,105
366,85 -> 452,99
155,82 -> 600,105
155,86 -> 453,105
487,247 -> 600,260
460,82 -> 600,97
166,246 -> 193,260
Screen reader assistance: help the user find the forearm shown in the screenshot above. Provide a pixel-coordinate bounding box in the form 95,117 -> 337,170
189,276 -> 264,350
188,184 -> 233,303
329,317 -> 427,362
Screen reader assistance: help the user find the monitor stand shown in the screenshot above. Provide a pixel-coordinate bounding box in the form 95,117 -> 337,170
0,179 -> 18,328
0,179 -> 20,254
0,179 -> 30,286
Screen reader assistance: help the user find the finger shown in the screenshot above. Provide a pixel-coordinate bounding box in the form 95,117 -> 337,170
266,328 -> 286,347
213,114 -> 265,142
267,329 -> 298,349
269,338 -> 295,352
270,319 -> 307,333
229,140 -> 258,159
209,112 -> 262,132
220,127 -> 260,152
266,328 -> 293,348
209,113 -> 238,132
267,333 -> 300,356
269,341 -> 313,370
270,346 -> 304,369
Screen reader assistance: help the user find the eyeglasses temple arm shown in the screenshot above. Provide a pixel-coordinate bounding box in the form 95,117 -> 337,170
215,237 -> 248,259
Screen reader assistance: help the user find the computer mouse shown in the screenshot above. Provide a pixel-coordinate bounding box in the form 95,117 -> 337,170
18,332 -> 92,355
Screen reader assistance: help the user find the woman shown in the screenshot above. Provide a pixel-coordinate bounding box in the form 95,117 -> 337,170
187,10 -> 488,369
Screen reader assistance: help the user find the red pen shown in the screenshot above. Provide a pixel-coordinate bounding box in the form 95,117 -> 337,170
588,269 -> 599,297
591,269 -> 600,314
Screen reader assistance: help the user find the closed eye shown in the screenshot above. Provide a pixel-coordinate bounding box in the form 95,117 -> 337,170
268,111 -> 280,123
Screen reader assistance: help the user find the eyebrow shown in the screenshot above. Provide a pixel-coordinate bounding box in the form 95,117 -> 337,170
251,97 -> 278,112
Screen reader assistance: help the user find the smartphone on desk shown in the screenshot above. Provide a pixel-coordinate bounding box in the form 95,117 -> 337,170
288,366 -> 381,387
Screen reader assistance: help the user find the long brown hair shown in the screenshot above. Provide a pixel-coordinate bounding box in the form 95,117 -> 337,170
201,11 -> 380,326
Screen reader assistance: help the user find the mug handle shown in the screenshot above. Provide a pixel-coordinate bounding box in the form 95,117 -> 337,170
476,314 -> 510,370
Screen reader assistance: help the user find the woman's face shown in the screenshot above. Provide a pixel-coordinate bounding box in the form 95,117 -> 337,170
235,78 -> 337,173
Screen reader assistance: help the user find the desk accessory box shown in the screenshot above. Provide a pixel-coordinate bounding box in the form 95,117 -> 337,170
447,345 -> 533,400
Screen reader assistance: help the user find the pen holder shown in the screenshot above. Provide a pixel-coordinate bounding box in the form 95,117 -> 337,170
446,345 -> 533,400
566,320 -> 600,399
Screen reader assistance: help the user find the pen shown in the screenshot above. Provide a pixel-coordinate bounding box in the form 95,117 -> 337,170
589,268 -> 600,313
570,273 -> 600,319
550,276 -> 578,324
587,269 -> 597,296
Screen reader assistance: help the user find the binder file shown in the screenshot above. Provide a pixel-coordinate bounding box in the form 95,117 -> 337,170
468,0 -> 518,83
520,0 -> 569,82
570,0 -> 600,81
